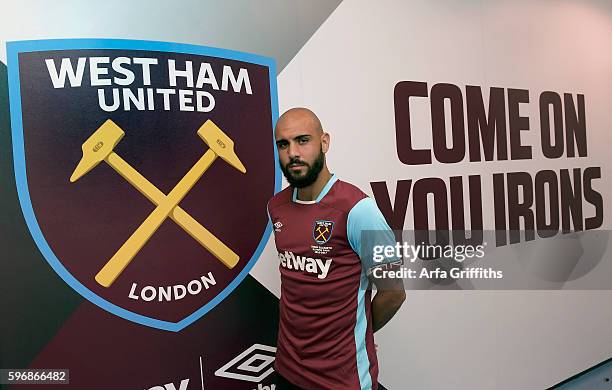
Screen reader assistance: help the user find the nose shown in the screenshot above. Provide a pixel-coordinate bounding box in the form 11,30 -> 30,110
287,141 -> 300,159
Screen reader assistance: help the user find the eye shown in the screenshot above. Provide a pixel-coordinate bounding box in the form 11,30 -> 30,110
276,141 -> 288,149
297,137 -> 309,145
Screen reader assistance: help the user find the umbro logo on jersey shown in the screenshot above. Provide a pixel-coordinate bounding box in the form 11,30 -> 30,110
278,251 -> 332,279
273,221 -> 283,232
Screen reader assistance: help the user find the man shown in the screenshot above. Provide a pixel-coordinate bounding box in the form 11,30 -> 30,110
267,107 -> 405,390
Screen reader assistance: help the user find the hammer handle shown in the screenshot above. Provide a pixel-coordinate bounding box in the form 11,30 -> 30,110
96,151 -> 217,287
106,153 -> 239,269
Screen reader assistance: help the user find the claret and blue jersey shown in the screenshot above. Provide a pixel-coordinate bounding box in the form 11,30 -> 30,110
267,174 -> 398,390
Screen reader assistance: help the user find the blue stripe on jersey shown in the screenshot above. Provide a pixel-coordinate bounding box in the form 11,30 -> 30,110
292,174 -> 338,203
354,269 -> 373,390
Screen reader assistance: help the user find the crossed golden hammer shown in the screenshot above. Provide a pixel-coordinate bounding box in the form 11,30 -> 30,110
315,226 -> 330,242
70,119 -> 246,288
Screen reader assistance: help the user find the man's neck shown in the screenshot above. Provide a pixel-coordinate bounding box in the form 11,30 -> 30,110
296,168 -> 332,201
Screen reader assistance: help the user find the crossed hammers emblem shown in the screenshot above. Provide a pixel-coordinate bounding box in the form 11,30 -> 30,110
315,226 -> 330,242
70,119 -> 246,288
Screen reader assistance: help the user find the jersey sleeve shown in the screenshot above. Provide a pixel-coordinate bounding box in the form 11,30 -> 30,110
347,197 -> 401,273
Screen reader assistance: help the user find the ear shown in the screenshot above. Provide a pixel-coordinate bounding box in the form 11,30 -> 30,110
321,132 -> 330,153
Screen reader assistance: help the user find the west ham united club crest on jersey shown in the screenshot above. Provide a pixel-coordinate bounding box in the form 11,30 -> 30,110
313,220 -> 334,245
7,39 -> 280,331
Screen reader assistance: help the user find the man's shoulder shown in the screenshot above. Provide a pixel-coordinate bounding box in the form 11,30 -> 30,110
267,186 -> 293,212
322,179 -> 368,214
334,179 -> 367,196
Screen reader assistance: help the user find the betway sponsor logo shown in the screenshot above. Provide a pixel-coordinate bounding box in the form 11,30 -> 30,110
278,251 -> 332,279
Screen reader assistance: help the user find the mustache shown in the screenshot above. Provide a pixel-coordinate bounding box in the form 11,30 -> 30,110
286,159 -> 308,168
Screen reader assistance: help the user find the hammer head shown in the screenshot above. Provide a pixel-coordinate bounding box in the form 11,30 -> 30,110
197,120 -> 246,173
70,119 -> 125,182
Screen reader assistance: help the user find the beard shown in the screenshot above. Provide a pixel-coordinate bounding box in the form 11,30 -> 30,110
280,148 -> 325,188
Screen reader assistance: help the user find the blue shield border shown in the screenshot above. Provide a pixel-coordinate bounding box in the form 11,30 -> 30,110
7,38 -> 280,332
313,220 -> 334,245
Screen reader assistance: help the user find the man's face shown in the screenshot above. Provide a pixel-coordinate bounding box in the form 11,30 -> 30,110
275,114 -> 328,188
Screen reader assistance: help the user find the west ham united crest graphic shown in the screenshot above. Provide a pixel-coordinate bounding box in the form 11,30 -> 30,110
7,39 -> 280,331
313,220 -> 334,245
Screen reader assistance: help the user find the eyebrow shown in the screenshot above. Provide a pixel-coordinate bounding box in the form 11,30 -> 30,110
275,134 -> 311,143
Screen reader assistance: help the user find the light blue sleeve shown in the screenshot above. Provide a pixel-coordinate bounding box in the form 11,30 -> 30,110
347,197 -> 400,272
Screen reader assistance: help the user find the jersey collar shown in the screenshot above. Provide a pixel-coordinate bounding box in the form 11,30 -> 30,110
292,174 -> 338,204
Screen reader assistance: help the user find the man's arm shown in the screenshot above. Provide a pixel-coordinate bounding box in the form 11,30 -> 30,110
371,273 -> 405,332
372,290 -> 406,332
347,197 -> 406,332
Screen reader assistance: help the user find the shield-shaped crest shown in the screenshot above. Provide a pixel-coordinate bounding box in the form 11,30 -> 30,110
7,39 -> 279,331
313,220 -> 334,245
